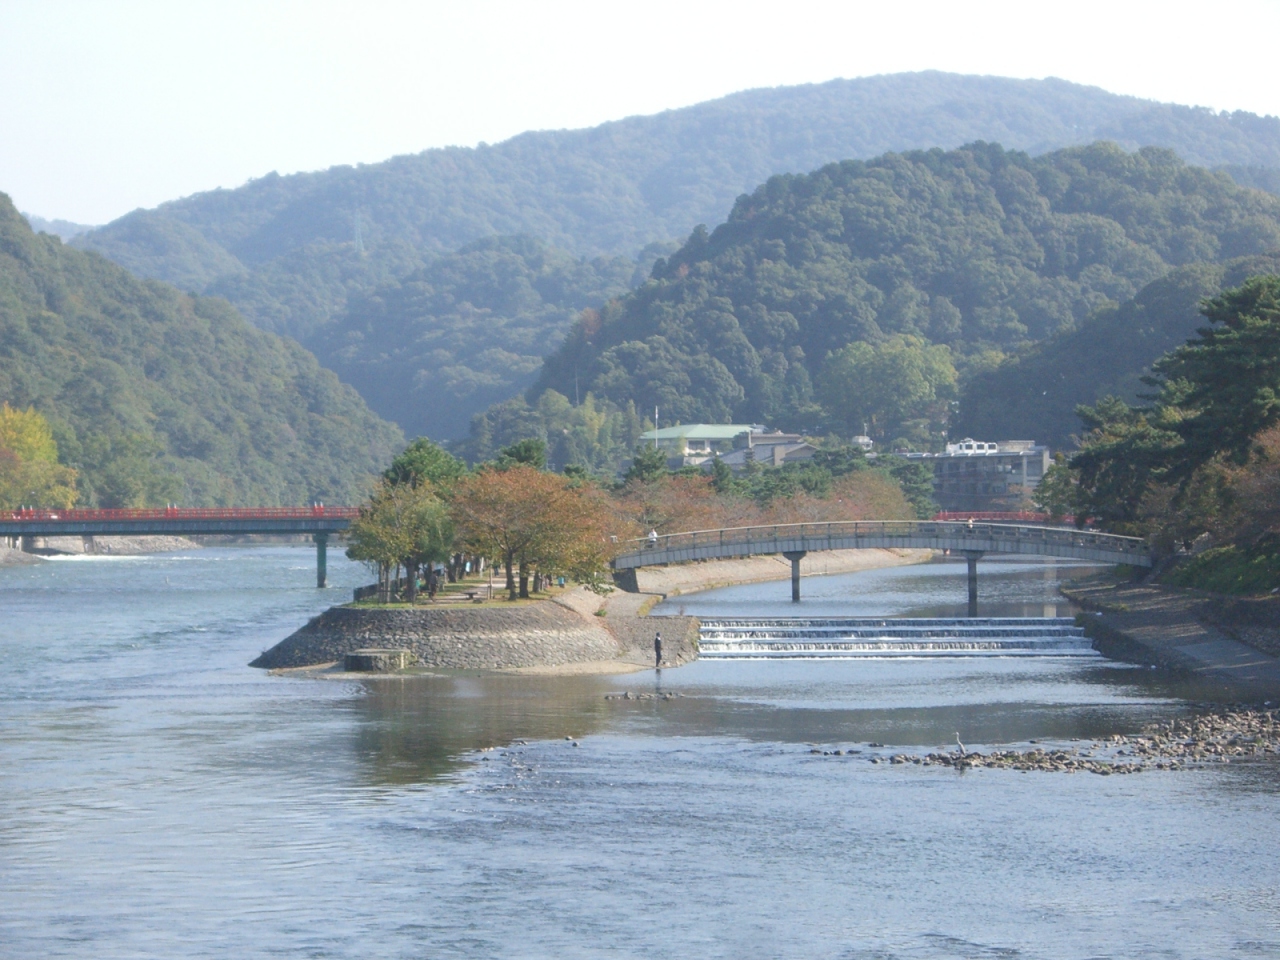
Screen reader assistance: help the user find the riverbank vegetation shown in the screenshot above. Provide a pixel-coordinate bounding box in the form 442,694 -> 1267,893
0,404 -> 78,508
1035,274 -> 1280,592
344,431 -> 927,605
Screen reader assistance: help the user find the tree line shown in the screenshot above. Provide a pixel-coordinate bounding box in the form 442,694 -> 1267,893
1034,274 -> 1280,591
344,431 -> 932,604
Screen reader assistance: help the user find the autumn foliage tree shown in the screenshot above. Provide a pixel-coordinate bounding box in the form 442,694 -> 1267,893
0,404 -> 77,509
451,465 -> 617,599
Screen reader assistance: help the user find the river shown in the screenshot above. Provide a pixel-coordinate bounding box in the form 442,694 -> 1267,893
2,547 -> 1279,958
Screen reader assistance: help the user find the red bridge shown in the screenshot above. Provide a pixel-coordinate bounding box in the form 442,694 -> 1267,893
1,506 -> 359,587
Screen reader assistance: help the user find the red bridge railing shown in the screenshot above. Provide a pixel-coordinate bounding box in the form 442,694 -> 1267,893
3,506 -> 359,522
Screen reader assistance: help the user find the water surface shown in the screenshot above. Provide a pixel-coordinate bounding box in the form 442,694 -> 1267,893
2,548 -> 1278,958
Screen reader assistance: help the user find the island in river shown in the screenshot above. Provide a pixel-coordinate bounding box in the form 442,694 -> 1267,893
252,547 -> 932,674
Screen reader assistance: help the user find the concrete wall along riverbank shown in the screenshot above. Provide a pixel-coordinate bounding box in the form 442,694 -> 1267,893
251,587 -> 702,672
1067,577 -> 1280,699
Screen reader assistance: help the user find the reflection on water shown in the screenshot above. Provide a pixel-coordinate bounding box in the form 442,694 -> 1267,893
3,548 -> 1280,958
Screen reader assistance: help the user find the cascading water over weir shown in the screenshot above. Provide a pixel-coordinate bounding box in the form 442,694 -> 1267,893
696,617 -> 1095,658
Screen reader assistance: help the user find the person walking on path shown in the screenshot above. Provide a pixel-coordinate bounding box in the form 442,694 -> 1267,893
654,631 -> 663,669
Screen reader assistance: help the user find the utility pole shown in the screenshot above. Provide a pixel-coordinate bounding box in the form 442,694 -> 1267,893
654,406 -> 659,447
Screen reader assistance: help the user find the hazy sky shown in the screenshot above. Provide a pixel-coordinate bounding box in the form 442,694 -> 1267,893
5,0 -> 1280,224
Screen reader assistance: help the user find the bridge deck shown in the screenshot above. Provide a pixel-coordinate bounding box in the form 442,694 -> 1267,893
613,520 -> 1151,569
0,507 -> 356,537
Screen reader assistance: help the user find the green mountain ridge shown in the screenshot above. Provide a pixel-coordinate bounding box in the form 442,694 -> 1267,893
68,73 -> 1280,350
310,235 -> 648,440
41,74 -> 1280,455
954,253 -> 1280,450
0,195 -> 402,506
522,141 -> 1280,443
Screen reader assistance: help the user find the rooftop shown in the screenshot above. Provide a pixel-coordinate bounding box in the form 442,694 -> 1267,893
638,424 -> 763,441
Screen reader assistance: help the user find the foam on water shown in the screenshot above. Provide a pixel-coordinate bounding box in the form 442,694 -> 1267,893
698,616 -> 1097,657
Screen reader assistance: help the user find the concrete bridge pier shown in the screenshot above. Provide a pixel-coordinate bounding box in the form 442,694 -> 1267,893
783,550 -> 807,602
315,533 -> 329,588
964,550 -> 985,617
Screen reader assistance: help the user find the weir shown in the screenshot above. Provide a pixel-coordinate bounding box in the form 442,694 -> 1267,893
696,617 -> 1095,658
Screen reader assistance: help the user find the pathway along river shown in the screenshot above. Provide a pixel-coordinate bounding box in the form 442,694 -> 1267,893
3,549 -> 1280,958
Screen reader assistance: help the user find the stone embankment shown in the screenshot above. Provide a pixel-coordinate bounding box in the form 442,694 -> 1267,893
251,599 -> 624,670
595,589 -> 699,669
1065,576 -> 1280,698
808,708 -> 1280,774
0,545 -> 42,566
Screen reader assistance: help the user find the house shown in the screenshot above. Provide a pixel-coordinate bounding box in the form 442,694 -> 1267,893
637,424 -> 762,460
714,435 -> 817,471
636,424 -> 817,471
902,438 -> 1051,512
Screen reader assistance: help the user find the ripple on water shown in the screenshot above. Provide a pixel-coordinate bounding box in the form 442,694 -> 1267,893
2,548 -> 1279,958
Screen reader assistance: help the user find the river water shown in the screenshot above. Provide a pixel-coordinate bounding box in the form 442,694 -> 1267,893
3,548 -> 1279,958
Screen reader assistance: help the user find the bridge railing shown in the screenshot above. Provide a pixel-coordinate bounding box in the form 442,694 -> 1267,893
619,520 -> 1148,562
932,510 -> 1078,524
2,506 -> 360,522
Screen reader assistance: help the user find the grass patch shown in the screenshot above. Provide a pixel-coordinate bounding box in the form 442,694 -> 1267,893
1164,535 -> 1280,595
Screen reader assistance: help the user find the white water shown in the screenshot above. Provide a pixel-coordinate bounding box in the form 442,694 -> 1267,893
698,615 -> 1096,657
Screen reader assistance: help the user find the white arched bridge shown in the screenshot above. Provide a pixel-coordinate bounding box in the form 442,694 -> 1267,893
611,520 -> 1151,614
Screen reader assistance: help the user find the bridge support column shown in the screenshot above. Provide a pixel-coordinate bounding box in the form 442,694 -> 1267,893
611,568 -> 640,593
963,550 -> 984,617
315,533 -> 328,589
783,550 -> 807,603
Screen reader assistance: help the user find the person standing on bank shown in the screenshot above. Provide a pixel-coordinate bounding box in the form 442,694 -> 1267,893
654,631 -> 662,669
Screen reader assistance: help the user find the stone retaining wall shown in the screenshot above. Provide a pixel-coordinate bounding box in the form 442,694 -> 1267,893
251,602 -> 623,670
1066,577 -> 1280,698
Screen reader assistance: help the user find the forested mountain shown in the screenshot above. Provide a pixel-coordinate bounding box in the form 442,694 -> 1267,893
526,142 -> 1280,445
309,236 -> 648,440
21,214 -> 96,242
954,253 -> 1280,450
71,73 -> 1280,350
0,195 -> 402,506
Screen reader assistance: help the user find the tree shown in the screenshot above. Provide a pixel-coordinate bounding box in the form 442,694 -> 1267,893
494,438 -> 548,470
451,465 -> 615,599
1053,277 -> 1280,541
1064,397 -> 1182,535
876,455 -> 937,519
818,336 -> 957,440
1154,275 -> 1280,479
0,405 -> 78,509
624,444 -> 668,484
384,437 -> 467,489
709,455 -> 735,493
80,433 -> 181,508
1032,456 -> 1080,522
346,480 -> 454,602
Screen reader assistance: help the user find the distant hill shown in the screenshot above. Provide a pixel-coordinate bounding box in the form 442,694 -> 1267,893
73,72 -> 1280,346
953,253 -> 1280,451
310,235 -> 645,440
0,195 -> 402,506
529,142 -> 1280,433
22,213 -> 96,242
